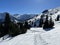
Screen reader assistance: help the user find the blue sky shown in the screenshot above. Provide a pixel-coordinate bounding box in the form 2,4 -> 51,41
0,0 -> 60,14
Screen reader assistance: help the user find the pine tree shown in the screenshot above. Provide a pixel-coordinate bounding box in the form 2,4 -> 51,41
9,22 -> 20,37
21,21 -> 28,34
17,22 -> 28,34
17,22 -> 23,29
39,15 -> 44,27
43,15 -> 49,29
17,22 -> 24,34
4,13 -> 20,37
4,13 -> 11,35
49,17 -> 54,28
0,23 -> 4,37
24,21 -> 29,29
43,16 -> 54,29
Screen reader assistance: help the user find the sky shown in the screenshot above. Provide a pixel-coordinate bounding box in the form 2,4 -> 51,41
0,0 -> 60,14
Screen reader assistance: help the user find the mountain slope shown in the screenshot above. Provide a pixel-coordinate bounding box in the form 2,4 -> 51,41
13,14 -> 38,22
28,7 -> 60,26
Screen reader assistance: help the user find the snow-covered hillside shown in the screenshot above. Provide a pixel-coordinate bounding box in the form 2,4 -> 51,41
27,7 -> 60,27
0,21 -> 60,45
28,7 -> 60,23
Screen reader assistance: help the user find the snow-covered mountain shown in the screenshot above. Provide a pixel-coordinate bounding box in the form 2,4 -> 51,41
28,7 -> 60,24
13,14 -> 38,22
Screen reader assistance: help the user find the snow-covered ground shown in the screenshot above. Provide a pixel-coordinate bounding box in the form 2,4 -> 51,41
0,27 -> 46,45
0,21 -> 60,45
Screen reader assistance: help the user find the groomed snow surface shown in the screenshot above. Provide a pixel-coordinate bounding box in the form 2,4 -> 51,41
0,21 -> 60,45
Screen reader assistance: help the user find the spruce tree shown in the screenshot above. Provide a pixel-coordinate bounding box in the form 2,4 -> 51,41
43,15 -> 49,29
17,22 -> 23,29
17,22 -> 27,34
49,17 -> 54,28
17,22 -> 24,34
22,21 -> 28,34
39,15 -> 44,27
24,21 -> 29,29
0,23 -> 4,37
4,13 -> 11,35
4,13 -> 20,37
9,22 -> 20,37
